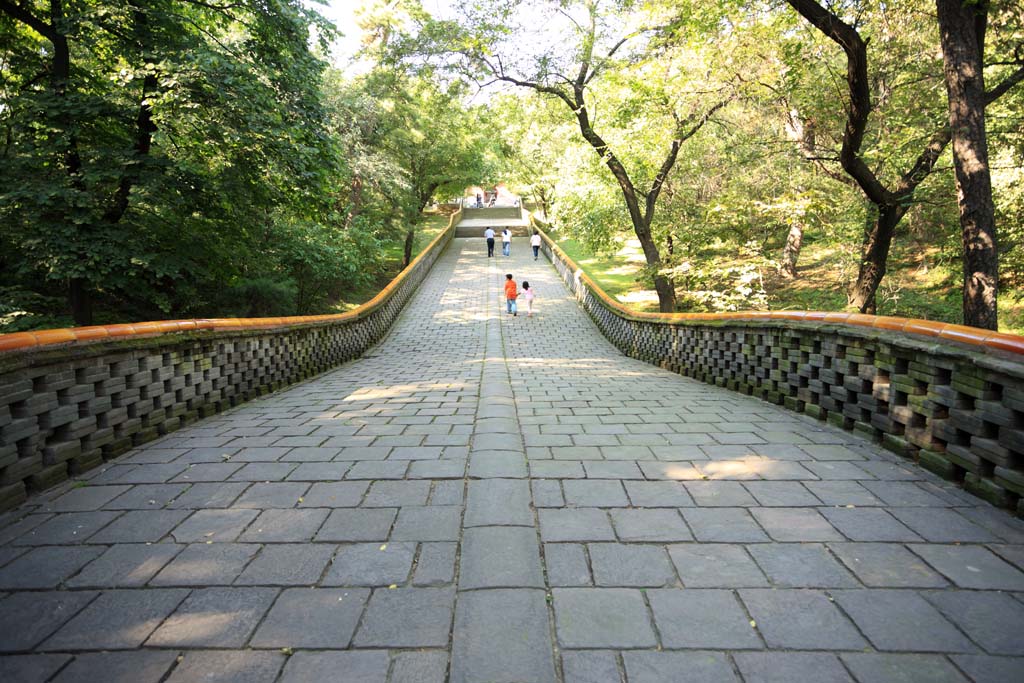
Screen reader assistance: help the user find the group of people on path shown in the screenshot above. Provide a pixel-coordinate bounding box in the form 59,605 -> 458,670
484,227 -> 542,260
484,226 -> 543,318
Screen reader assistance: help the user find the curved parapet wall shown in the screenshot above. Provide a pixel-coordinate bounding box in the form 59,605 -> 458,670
0,211 -> 460,511
530,216 -> 1024,515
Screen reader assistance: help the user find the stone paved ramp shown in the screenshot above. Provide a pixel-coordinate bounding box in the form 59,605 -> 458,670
1,240 -> 1024,683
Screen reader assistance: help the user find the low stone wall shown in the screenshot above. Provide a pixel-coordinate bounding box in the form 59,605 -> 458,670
531,217 -> 1024,515
0,212 -> 461,511
460,207 -> 523,220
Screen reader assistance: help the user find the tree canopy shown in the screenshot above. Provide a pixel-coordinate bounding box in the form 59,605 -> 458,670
2,0 -> 1023,331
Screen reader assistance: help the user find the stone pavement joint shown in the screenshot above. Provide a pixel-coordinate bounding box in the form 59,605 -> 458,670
1,238 -> 1024,682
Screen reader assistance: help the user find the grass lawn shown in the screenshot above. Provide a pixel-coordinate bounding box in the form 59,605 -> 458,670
549,228 -> 1024,335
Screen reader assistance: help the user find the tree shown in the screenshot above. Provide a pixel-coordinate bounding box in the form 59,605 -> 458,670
784,0 -> 951,314
401,0 -> 736,312
0,0 -> 337,324
935,0 -> 1024,329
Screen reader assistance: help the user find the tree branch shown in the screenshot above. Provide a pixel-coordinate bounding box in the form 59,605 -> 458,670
0,0 -> 56,41
985,63 -> 1024,104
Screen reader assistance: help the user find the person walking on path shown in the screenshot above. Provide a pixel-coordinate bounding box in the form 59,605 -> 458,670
484,227 -> 495,257
504,273 -> 518,316
502,228 -> 512,257
530,230 -> 542,261
523,281 -> 535,317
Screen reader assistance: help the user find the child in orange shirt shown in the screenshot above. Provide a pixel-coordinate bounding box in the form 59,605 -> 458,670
504,273 -> 518,316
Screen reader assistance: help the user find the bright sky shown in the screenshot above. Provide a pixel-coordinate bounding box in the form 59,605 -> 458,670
310,0 -> 458,66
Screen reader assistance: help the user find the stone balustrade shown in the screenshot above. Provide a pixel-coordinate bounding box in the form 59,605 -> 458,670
531,217 -> 1024,515
0,212 -> 460,511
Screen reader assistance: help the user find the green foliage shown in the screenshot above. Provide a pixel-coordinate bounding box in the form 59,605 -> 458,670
0,0 -> 493,331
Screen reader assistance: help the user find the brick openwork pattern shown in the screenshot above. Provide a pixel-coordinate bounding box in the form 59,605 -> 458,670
0,214 -> 459,511
533,220 -> 1024,516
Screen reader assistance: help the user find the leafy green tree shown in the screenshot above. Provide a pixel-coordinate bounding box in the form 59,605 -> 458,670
0,0 -> 337,324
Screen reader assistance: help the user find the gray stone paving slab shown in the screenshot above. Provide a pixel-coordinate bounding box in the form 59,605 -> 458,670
648,588 -> 761,649
544,543 -> 591,586
890,507 -> 1001,543
460,526 -> 543,589
751,507 -> 845,541
147,586 -> 277,647
747,543 -> 859,588
324,541 -> 416,586
67,543 -> 183,588
11,511 -> 121,545
733,652 -> 853,683
170,508 -> 258,542
150,543 -> 259,586
589,543 -> 677,587
278,650 -> 390,683
250,586 -> 369,648
739,588 -> 868,650
316,508 -> 397,541
171,462 -> 244,482
829,542 -> 948,587
0,654 -> 72,683
391,650 -> 449,683
539,508 -> 615,542
232,482 -> 309,508
0,591 -> 97,651
166,481 -> 247,508
238,508 -> 328,542
832,589 -> 975,652
44,485 -> 132,512
465,478 -> 532,526
165,650 -> 285,683
561,651 -> 621,683
610,508 -> 691,542
88,509 -> 190,543
235,543 -> 335,585
621,651 -> 739,683
819,506 -> 923,542
353,587 -> 455,647
924,590 -> 1024,655
414,541 -> 457,586
552,587 -> 656,648
391,505 -> 462,541
840,653 -> 968,683
0,545 -> 104,589
681,507 -> 770,543
950,654 -> 1024,683
41,588 -> 187,650
668,543 -> 768,587
451,588 -> 556,683
102,483 -> 190,509
363,480 -> 431,507
910,544 -> 1024,590
623,480 -> 693,507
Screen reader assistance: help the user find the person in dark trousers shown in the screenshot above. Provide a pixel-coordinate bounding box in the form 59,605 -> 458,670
484,227 -> 495,257
531,230 -> 542,260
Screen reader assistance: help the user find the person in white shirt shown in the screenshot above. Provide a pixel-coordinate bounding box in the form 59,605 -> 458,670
530,230 -> 542,260
484,227 -> 495,257
502,228 -> 512,257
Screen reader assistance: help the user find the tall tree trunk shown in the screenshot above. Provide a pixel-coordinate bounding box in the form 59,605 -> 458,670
849,205 -> 903,313
343,174 -> 363,230
403,228 -> 415,268
936,0 -> 998,330
69,278 -> 92,326
780,221 -> 804,279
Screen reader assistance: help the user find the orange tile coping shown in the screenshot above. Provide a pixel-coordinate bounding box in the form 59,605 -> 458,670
529,220 -> 1024,358
3,212 -> 1023,358
0,211 -> 461,355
